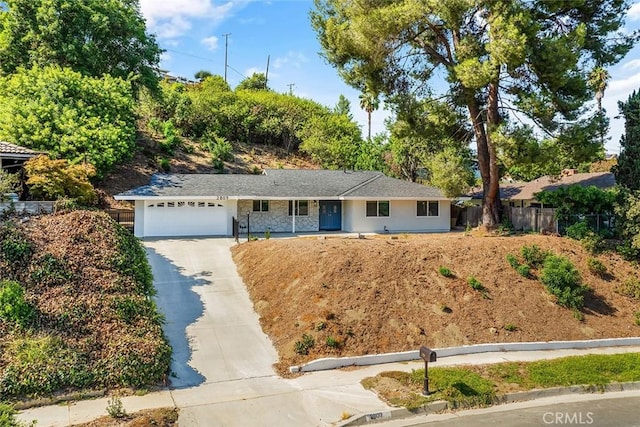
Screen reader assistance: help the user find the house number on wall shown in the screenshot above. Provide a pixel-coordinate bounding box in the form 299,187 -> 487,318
212,196 -> 229,200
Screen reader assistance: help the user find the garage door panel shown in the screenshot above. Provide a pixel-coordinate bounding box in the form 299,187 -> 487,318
144,201 -> 228,237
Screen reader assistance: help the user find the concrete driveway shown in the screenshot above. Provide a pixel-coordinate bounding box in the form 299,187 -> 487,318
144,237 -> 388,426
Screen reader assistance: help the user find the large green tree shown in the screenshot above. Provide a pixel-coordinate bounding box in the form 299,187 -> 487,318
0,0 -> 162,92
311,0 -> 637,226
614,90 -> 640,191
0,66 -> 136,178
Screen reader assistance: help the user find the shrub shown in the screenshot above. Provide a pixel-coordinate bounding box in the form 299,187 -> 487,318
587,258 -> 607,276
540,255 -> 586,310
111,224 -> 154,297
0,402 -> 35,427
264,229 -> 271,240
614,277 -> 640,300
467,276 -> 484,291
581,233 -> 605,255
565,221 -> 591,240
208,135 -> 233,162
326,336 -> 340,348
159,157 -> 171,172
635,311 -> 640,326
521,245 -> 550,267
616,241 -> 640,261
24,155 -> 97,205
0,280 -> 34,328
294,334 -> 315,355
29,254 -> 73,286
106,396 -> 127,418
504,324 -> 518,332
439,266 -> 453,277
506,254 -> 519,269
516,264 -> 531,278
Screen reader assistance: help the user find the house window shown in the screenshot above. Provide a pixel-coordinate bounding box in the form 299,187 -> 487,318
366,201 -> 389,217
253,200 -> 269,212
417,201 -> 439,217
288,200 -> 309,216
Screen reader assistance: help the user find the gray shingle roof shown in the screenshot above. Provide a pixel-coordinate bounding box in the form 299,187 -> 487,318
114,170 -> 448,200
467,172 -> 615,201
0,141 -> 38,157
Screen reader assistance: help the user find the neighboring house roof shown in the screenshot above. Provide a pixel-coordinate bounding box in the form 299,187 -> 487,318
0,141 -> 38,159
468,172 -> 616,201
114,169 -> 448,200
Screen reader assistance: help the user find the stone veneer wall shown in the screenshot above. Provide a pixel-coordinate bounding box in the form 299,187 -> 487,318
237,200 -> 319,233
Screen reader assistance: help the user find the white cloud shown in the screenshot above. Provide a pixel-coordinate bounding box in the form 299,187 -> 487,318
622,58 -> 640,71
628,2 -> 640,20
273,51 -> 308,70
201,36 -> 219,51
140,0 -> 244,39
244,66 -> 265,77
606,71 -> 640,98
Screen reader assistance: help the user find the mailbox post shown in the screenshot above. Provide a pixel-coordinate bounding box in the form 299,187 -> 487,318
419,346 -> 437,396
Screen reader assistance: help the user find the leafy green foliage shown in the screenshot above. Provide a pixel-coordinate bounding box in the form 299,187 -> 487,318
565,221 -> 591,241
236,72 -> 269,91
417,367 -> 495,408
614,277 -> 640,300
0,168 -> 19,200
506,254 -> 520,269
614,90 -> 640,191
438,266 -> 453,277
587,258 -> 607,277
0,402 -> 35,427
425,147 -> 475,197
0,335 -> 94,396
536,185 -> 615,224
29,254 -> 73,286
294,334 -> 315,355
0,280 -> 34,328
467,277 -> 485,292
0,0 -> 162,92
298,113 -> 363,169
326,336 -> 340,348
0,66 -> 136,177
111,224 -> 154,297
207,134 -> 234,162
23,156 -> 97,205
506,253 -> 531,278
106,396 -> 127,419
0,222 -> 32,267
520,245 -> 550,268
614,188 -> 640,258
540,255 -> 586,310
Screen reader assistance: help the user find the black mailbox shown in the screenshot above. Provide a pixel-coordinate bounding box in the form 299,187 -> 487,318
419,346 -> 437,395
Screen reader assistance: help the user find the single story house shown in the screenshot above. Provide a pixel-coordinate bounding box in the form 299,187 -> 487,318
114,169 -> 451,238
0,141 -> 38,171
466,170 -> 616,208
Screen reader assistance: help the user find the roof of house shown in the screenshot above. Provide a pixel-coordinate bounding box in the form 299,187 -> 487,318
0,141 -> 38,158
114,169 -> 447,200
468,172 -> 616,201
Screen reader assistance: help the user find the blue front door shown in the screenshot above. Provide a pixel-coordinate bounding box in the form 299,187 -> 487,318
319,200 -> 342,231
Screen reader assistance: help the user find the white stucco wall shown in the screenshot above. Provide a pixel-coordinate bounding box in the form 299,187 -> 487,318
343,200 -> 451,233
237,199 -> 319,233
134,200 -> 145,238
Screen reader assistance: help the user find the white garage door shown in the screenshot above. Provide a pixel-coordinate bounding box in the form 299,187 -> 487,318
144,200 -> 229,237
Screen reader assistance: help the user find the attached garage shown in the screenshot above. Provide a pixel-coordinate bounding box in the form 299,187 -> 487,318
141,200 -> 230,237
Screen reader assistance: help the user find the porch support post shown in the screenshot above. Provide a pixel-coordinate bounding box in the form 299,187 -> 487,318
292,200 -> 296,234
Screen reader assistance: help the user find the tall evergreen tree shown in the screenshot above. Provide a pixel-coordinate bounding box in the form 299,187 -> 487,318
311,0 -> 638,226
614,90 -> 640,191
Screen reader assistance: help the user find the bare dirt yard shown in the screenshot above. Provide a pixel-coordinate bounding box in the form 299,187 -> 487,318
231,233 -> 640,373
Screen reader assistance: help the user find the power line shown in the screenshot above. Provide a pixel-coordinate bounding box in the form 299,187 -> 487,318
223,33 -> 231,83
164,49 -> 217,63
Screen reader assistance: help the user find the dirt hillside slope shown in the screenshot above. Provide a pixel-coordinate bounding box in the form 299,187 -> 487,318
231,233 -> 640,372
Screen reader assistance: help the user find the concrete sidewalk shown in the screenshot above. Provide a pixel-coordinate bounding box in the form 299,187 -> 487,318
18,345 -> 640,426
15,236 -> 640,426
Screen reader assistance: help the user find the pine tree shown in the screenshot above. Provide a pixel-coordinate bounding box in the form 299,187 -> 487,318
614,90 -> 640,191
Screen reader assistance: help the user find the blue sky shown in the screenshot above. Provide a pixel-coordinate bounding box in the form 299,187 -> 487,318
140,0 -> 640,154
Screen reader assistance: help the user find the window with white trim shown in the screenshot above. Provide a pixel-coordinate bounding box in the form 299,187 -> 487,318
288,200 -> 308,216
253,200 -> 269,212
417,201 -> 439,217
366,201 -> 389,217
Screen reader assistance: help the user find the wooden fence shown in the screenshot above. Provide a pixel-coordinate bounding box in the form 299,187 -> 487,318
105,209 -> 134,231
507,207 -> 556,233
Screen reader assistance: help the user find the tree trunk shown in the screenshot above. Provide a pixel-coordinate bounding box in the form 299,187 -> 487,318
367,111 -> 372,141
467,93 -> 500,227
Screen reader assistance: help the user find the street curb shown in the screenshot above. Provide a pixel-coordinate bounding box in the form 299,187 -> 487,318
289,337 -> 640,373
337,381 -> 640,426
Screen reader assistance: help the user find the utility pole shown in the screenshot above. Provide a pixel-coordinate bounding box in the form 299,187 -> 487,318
223,33 -> 231,83
287,83 -> 295,95
265,55 -> 270,90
